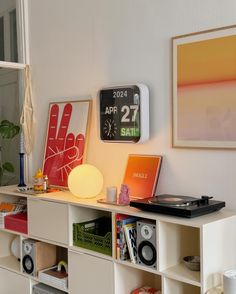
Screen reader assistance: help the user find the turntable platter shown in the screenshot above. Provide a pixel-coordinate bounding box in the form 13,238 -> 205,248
149,195 -> 197,207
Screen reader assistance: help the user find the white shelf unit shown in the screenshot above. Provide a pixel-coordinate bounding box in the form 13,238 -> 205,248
0,185 -> 235,294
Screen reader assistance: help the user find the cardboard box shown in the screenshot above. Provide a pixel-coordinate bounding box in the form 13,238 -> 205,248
5,212 -> 27,234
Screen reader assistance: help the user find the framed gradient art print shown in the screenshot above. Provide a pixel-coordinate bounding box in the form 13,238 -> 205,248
172,25 -> 236,149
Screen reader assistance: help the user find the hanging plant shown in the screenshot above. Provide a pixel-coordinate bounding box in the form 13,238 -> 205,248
0,120 -> 20,185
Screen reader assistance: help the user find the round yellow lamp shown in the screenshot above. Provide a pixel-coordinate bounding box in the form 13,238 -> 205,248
68,164 -> 103,198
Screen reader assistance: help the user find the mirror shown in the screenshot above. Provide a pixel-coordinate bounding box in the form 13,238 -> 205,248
0,67 -> 24,185
0,0 -> 18,63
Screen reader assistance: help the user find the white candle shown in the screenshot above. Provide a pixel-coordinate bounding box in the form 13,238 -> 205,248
106,186 -> 117,202
20,133 -> 24,153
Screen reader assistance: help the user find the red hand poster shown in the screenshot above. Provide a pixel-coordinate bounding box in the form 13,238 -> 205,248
43,100 -> 91,188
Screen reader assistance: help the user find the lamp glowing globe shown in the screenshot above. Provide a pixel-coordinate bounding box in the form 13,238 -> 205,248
68,164 -> 103,198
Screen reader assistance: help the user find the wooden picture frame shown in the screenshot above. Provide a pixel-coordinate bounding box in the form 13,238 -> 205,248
173,25 -> 236,149
42,100 -> 91,188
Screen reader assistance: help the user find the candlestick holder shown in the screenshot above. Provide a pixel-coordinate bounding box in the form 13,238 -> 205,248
18,153 -> 26,187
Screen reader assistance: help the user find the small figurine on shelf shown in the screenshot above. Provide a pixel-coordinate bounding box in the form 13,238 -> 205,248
118,184 -> 130,205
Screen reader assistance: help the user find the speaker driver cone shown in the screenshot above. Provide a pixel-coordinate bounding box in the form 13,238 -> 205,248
138,240 -> 156,266
22,255 -> 34,274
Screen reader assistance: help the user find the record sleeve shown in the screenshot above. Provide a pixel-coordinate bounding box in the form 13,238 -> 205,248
122,154 -> 162,199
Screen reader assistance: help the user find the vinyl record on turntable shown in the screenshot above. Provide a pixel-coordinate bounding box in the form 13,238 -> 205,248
150,195 -> 197,207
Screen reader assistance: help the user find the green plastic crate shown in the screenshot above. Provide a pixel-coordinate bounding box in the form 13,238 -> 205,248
73,217 -> 112,256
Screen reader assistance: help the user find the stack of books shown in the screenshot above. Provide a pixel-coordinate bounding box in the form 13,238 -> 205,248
116,214 -> 139,263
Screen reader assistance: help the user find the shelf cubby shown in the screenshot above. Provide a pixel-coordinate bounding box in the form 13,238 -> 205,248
0,230 -> 20,273
163,277 -> 200,294
114,263 -> 161,294
158,221 -> 200,279
69,205 -> 112,256
22,239 -> 68,292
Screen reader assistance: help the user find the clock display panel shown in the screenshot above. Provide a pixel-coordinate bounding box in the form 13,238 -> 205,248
100,86 -> 141,142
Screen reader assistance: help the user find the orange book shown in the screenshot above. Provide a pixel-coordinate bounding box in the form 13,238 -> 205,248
123,154 -> 162,199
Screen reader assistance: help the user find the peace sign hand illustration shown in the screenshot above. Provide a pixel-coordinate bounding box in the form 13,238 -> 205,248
43,103 -> 85,187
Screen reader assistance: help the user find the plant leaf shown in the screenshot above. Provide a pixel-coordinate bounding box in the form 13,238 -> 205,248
2,162 -> 14,173
1,120 -> 11,126
0,120 -> 20,139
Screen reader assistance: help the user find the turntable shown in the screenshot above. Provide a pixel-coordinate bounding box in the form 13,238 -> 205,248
129,195 -> 225,218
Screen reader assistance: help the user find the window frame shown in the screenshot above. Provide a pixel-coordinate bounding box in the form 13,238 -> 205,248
0,0 -> 30,183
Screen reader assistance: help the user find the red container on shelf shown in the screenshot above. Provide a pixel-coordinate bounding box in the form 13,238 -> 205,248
4,212 -> 28,234
131,286 -> 160,294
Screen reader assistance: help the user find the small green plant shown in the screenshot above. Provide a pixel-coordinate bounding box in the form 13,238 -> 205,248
0,120 -> 20,185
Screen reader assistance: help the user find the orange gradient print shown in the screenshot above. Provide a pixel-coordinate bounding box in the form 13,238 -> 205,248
177,35 -> 236,86
173,27 -> 236,148
123,155 -> 162,198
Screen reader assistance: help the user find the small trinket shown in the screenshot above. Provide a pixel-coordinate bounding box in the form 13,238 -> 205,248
118,184 -> 130,205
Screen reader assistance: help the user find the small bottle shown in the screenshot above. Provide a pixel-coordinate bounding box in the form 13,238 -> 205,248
43,175 -> 48,192
33,169 -> 44,192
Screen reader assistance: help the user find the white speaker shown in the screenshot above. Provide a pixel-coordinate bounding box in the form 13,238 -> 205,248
22,239 -> 57,276
136,220 -> 157,269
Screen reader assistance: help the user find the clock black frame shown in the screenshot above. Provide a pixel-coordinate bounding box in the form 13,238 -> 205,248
99,85 -> 143,143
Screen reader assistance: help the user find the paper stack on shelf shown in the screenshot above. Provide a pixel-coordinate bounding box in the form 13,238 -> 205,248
38,266 -> 68,291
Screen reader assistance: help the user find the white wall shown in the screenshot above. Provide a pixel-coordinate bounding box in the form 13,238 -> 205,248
28,0 -> 236,209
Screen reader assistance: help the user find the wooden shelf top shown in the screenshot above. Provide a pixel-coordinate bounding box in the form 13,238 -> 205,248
0,185 -> 235,228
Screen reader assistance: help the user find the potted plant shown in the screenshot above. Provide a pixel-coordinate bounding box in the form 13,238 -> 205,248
0,120 -> 20,185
